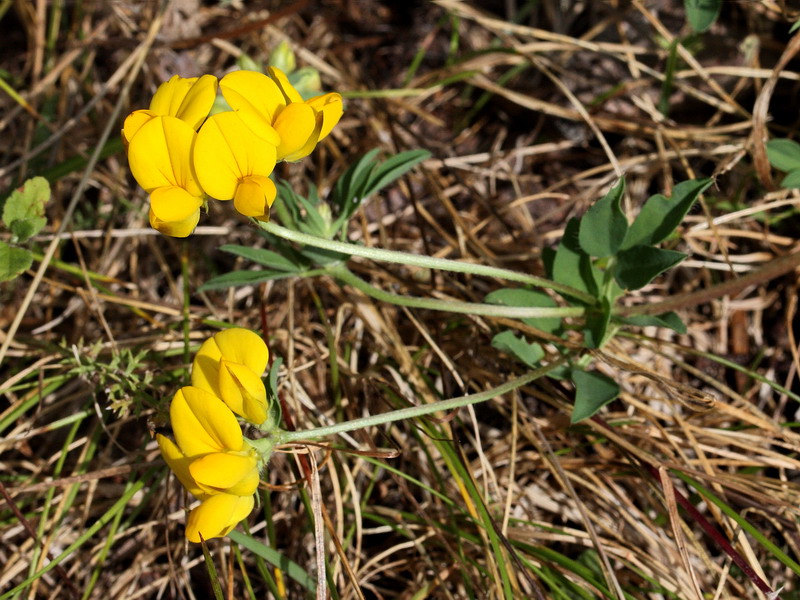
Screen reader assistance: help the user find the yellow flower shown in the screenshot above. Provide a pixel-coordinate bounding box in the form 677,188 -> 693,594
122,74 -> 218,146
193,111 -> 279,221
157,385 -> 260,542
159,386 -> 260,497
127,116 -> 205,237
219,67 -> 343,162
186,493 -> 255,543
191,328 -> 270,425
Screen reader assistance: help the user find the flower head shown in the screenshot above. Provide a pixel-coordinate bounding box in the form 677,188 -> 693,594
191,328 -> 270,425
158,385 -> 260,542
219,67 -> 343,162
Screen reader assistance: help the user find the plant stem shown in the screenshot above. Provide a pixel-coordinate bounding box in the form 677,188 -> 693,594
331,265 -> 584,319
615,251 -> 800,316
277,357 -> 567,443
260,221 -> 596,304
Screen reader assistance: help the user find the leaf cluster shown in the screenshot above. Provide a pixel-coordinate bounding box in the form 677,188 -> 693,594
201,150 -> 430,291
489,176 -> 713,422
0,176 -> 50,281
766,138 -> 800,189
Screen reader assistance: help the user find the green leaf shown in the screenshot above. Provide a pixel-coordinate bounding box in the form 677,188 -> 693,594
583,296 -> 612,349
200,540 -> 225,600
0,242 -> 33,281
579,178 -> 628,258
484,288 -> 562,333
766,139 -> 800,172
780,169 -> 800,189
331,149 -> 430,235
791,19 -> 800,34
623,178 -> 713,249
684,0 -> 721,33
491,331 -> 544,367
199,269 -> 314,291
613,246 -> 686,290
360,149 -> 431,200
570,369 -> 619,423
552,218 -> 602,300
2,176 -> 50,242
228,530 -> 315,592
619,312 -> 687,334
219,244 -> 303,272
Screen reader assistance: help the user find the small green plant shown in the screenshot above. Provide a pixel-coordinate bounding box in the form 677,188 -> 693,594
0,176 -> 50,281
683,0 -> 722,33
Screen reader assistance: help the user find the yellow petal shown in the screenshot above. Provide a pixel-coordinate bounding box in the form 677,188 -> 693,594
185,494 -> 254,543
193,111 -> 277,201
233,174 -> 276,219
190,451 -> 259,495
128,116 -> 202,196
211,328 -> 269,374
191,337 -> 224,399
170,386 -> 244,456
220,70 -> 285,123
175,74 -> 218,130
122,109 -> 156,146
307,92 -> 343,141
149,206 -> 200,238
150,75 -> 195,116
149,186 -> 203,223
157,434 -> 207,499
233,108 -> 281,146
273,102 -> 318,161
267,67 -> 303,104
218,359 -> 268,425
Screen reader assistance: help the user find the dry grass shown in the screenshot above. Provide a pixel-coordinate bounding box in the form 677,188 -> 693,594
2,1 -> 800,598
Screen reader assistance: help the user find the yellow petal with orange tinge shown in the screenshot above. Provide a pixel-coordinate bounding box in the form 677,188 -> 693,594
190,451 -> 259,494
193,112 -> 278,201
273,102 -> 318,161
233,175 -> 276,219
170,386 -> 244,457
218,359 -> 268,425
267,67 -> 304,104
122,109 -> 156,146
185,494 -> 254,543
128,116 -> 202,196
220,70 -> 285,123
149,206 -> 199,238
149,186 -> 203,223
308,92 -> 343,141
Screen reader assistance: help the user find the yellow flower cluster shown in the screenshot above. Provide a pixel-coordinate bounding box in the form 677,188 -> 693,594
157,328 -> 271,542
123,69 -> 343,237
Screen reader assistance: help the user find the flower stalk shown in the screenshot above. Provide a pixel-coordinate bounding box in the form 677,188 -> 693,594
269,356 -> 568,445
259,221 -> 597,304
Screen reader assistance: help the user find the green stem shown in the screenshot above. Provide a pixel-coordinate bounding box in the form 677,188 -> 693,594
275,357 -> 567,444
331,265 -> 583,319
260,221 -> 596,304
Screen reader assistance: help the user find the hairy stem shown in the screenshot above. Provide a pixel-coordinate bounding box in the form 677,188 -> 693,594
331,265 -> 584,319
260,221 -> 596,304
277,357 -> 567,443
